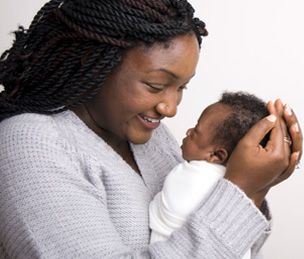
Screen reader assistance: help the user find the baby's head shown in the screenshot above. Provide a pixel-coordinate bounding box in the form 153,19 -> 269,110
181,91 -> 269,165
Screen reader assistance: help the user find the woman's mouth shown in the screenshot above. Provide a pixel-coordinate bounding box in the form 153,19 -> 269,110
137,114 -> 161,130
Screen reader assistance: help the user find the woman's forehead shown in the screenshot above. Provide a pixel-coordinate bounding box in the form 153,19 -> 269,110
121,33 -> 200,77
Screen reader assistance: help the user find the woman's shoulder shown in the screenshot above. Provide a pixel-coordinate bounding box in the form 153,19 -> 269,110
0,111 -> 120,165
0,112 -> 59,140
0,111 -> 88,154
0,113 -> 64,159
0,110 -> 87,141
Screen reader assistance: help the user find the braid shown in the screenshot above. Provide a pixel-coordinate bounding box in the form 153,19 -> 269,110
0,0 -> 207,121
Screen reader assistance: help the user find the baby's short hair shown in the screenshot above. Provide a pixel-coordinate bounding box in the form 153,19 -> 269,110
213,91 -> 269,156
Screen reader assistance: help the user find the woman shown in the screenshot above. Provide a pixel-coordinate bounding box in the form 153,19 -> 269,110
0,0 -> 302,258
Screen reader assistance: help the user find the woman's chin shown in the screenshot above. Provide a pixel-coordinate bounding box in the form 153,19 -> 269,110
127,131 -> 153,145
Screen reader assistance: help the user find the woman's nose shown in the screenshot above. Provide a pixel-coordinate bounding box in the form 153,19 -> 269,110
157,104 -> 177,117
156,100 -> 178,118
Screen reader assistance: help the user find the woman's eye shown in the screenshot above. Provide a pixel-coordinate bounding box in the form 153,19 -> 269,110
145,82 -> 187,93
146,83 -> 165,92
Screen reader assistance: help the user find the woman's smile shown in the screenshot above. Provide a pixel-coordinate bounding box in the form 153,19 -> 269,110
137,114 -> 164,130
73,33 -> 199,145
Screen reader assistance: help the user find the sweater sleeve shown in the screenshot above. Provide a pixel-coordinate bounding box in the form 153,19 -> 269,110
150,179 -> 271,259
0,115 -> 271,259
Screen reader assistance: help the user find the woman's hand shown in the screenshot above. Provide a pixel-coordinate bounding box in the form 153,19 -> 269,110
252,100 -> 302,208
224,99 -> 302,207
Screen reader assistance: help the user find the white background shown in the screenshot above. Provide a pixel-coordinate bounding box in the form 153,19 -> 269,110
1,1 -> 303,258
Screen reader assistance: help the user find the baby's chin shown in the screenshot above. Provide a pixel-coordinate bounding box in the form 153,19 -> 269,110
181,151 -> 191,162
180,145 -> 189,161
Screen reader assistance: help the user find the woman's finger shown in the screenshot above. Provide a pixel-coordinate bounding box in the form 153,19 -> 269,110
264,101 -> 285,154
240,112 -> 277,148
274,99 -> 292,157
283,104 -> 303,163
274,99 -> 289,137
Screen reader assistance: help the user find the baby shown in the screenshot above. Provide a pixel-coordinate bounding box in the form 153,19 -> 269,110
149,91 -> 269,259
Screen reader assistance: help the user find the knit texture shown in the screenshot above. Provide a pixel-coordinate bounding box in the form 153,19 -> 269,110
0,111 -> 271,258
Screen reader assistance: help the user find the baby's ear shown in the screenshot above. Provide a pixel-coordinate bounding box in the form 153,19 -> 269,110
207,148 -> 228,164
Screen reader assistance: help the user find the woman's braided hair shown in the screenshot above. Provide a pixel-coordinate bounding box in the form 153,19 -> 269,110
0,0 -> 207,121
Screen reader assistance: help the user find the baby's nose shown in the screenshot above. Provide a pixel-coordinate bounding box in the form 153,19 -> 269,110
186,128 -> 194,136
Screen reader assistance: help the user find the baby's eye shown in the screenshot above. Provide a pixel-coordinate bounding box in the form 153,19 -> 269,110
178,85 -> 188,92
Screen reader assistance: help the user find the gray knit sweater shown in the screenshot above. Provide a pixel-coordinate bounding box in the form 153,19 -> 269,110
0,111 -> 270,259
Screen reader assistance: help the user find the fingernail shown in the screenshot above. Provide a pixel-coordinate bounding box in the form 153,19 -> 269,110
295,151 -> 300,161
295,122 -> 300,133
285,104 -> 292,116
266,114 -> 277,122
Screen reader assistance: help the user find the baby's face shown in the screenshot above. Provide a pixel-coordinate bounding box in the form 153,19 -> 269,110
181,103 -> 230,162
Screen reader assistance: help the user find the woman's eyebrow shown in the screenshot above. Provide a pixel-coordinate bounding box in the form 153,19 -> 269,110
147,68 -> 196,81
147,68 -> 179,79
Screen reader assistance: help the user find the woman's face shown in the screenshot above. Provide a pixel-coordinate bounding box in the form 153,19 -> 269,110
84,33 -> 200,144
